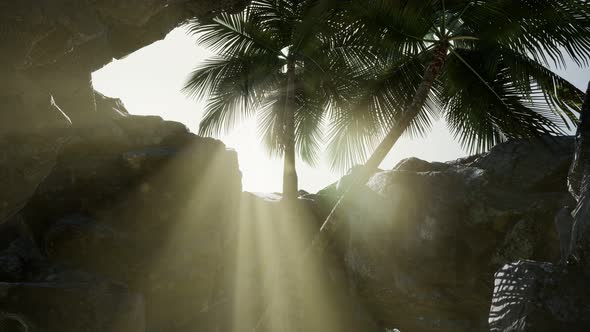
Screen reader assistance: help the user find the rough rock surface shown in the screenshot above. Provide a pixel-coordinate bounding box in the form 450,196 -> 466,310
0,281 -> 145,332
0,115 -> 243,331
489,261 -> 590,332
0,101 -> 580,331
487,84 -> 590,332
0,131 -> 379,332
0,91 -> 129,224
0,0 -> 249,132
316,136 -> 573,332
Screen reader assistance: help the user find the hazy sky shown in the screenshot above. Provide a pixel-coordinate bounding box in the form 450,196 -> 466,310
93,27 -> 590,193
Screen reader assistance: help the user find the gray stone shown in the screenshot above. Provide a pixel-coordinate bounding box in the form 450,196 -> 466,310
393,157 -> 450,173
489,261 -> 590,331
555,206 -> 574,262
0,0 -> 250,132
315,136 -> 572,332
0,113 -> 243,331
471,136 -> 574,192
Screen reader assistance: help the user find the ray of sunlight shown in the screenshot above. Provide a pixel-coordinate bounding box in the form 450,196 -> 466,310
92,27 -> 470,194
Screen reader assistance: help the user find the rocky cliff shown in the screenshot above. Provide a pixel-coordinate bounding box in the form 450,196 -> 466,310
0,99 -> 582,332
0,110 -> 382,331
0,0 -> 248,133
0,111 -> 243,331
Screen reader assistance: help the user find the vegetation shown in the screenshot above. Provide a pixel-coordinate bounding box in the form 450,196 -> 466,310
183,1 -> 590,329
185,0 -> 590,248
183,0 -> 364,200
333,0 -> 590,170
317,0 -> 590,244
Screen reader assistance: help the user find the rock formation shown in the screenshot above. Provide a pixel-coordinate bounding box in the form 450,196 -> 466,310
0,107 -> 581,331
0,111 -> 243,331
0,0 -> 248,133
313,136 -> 573,332
0,110 -> 380,331
1,2 -> 587,330
487,84 -> 590,332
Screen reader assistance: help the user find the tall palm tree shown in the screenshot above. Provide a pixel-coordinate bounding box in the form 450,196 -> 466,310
183,0 -> 365,200
316,0 -> 590,249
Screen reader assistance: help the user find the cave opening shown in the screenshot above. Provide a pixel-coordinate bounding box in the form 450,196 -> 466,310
92,26 -> 347,194
91,27 -> 470,194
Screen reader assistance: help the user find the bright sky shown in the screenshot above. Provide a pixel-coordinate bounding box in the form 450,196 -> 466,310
93,27 -> 590,194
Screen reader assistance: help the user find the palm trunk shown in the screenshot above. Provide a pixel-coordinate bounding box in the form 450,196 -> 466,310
282,56 -> 299,201
313,42 -> 450,252
252,56 -> 299,331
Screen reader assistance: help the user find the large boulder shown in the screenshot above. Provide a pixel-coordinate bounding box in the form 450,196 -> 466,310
487,84 -> 590,332
317,136 -> 574,332
0,92 -> 132,223
0,115 -> 243,331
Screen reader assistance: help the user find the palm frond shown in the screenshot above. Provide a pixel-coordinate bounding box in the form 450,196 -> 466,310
185,10 -> 282,58
440,48 -> 570,153
326,99 -> 386,172
257,89 -> 285,158
500,48 -> 583,129
465,0 -> 590,68
183,52 -> 281,136
295,91 -> 325,166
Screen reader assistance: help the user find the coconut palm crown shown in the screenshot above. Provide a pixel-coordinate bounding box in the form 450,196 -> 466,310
324,0 -> 590,172
183,0 -> 367,199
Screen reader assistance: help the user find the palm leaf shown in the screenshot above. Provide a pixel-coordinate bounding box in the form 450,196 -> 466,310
440,48 -> 570,153
184,52 -> 282,136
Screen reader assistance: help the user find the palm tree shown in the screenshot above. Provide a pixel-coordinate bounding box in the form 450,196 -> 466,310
316,0 -> 590,249
183,0 -> 366,200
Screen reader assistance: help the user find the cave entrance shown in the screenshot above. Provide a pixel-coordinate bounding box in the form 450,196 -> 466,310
92,26 -> 343,194
91,25 -> 474,194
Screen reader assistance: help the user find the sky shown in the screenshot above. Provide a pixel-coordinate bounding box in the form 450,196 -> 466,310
93,27 -> 590,194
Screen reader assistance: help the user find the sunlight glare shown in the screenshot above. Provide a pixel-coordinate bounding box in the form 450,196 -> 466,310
91,26 -> 473,193
93,26 -> 590,194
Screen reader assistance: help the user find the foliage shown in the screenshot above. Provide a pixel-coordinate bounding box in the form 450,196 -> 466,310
185,0 -> 590,173
324,0 -> 590,170
183,0 -> 368,166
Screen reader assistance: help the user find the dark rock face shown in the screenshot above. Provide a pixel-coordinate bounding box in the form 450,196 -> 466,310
0,115 -> 243,331
0,0 -> 249,132
489,261 -> 590,332
318,136 -> 574,332
0,134 -> 61,222
470,136 -> 574,193
0,108 -> 580,331
0,281 -> 145,332
487,85 -> 590,332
